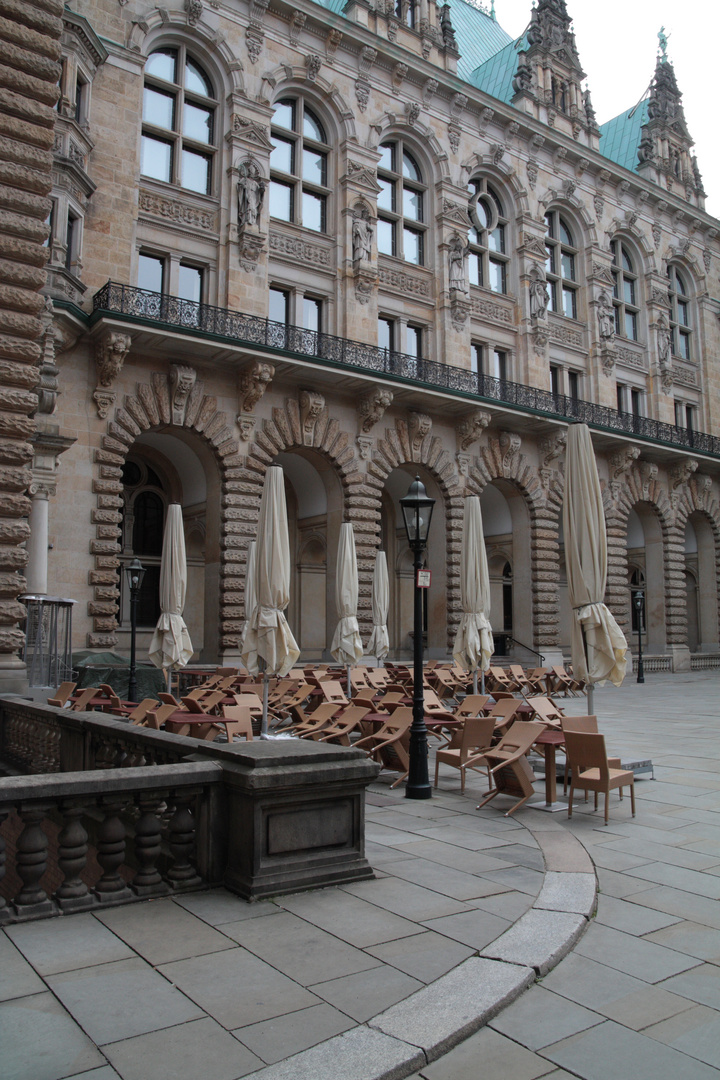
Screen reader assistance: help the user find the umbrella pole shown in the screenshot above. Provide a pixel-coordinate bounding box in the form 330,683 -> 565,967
581,625 -> 593,716
347,664 -> 351,699
473,670 -> 478,696
260,657 -> 269,737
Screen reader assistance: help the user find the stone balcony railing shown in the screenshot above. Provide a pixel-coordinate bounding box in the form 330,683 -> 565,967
0,698 -> 378,923
90,281 -> 720,460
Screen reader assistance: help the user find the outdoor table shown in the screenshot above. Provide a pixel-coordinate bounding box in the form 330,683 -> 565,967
532,728 -> 565,810
163,710 -> 235,740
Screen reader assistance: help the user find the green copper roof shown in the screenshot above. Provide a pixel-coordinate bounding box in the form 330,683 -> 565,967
467,32 -> 527,102
443,0 -> 513,81
599,99 -> 649,174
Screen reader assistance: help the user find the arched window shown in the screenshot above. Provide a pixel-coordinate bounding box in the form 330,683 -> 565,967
270,98 -> 331,233
611,241 -> 640,341
667,265 -> 691,360
120,458 -> 168,627
141,48 -> 217,195
545,211 -> 579,319
377,140 -> 427,266
395,0 -> 416,27
468,179 -> 509,293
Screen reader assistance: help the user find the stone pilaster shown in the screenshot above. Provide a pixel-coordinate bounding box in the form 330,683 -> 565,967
0,0 -> 63,691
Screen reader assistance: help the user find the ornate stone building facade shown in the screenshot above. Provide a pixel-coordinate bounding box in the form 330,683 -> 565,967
21,0 -> 720,677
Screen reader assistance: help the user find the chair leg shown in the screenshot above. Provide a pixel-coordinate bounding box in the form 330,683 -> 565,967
567,784 -> 574,818
630,780 -> 636,817
594,791 -> 599,811
604,791 -> 609,826
476,788 -> 499,811
434,759 -> 439,788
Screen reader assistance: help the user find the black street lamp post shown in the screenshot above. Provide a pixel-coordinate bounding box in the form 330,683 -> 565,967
633,588 -> 645,685
124,558 -> 146,703
400,476 -> 435,800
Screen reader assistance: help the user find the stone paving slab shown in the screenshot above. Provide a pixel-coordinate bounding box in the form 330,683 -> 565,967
481,909 -> 588,976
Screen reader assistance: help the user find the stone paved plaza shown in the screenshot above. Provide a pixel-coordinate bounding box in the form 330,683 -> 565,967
2,670 -> 720,1080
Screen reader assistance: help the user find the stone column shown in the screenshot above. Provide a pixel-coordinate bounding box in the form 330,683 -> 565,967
26,483 -> 54,595
0,0 -> 63,693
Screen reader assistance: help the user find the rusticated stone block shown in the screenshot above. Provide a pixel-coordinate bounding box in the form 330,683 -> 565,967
88,633 -> 118,649
89,570 -> 119,585
90,540 -> 120,555
92,617 -> 117,632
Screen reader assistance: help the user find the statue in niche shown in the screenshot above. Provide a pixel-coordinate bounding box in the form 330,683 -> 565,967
657,313 -> 672,364
529,262 -> 549,319
237,160 -> 265,229
597,290 -> 615,340
352,209 -> 373,263
448,235 -> 467,293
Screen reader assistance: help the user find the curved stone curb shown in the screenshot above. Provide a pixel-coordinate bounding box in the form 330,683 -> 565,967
251,815 -> 597,1080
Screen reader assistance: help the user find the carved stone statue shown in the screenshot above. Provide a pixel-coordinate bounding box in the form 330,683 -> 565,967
529,262 -> 549,320
657,313 -> 672,364
597,290 -> 615,340
352,211 -> 373,263
237,161 -> 265,229
448,235 -> 467,293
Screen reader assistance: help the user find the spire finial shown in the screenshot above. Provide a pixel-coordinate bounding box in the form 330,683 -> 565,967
658,26 -> 670,63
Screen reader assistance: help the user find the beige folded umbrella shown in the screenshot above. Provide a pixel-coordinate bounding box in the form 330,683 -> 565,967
563,423 -> 627,710
366,550 -> 389,664
238,539 -> 257,674
148,504 -> 193,684
453,495 -> 493,694
241,467 -> 300,730
331,523 -> 363,692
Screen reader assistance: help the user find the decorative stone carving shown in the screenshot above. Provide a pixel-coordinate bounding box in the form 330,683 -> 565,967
239,361 -> 274,412
597,290 -> 615,341
352,205 -> 373,263
652,222 -> 662,248
237,413 -> 256,441
479,106 -> 494,132
470,297 -> 512,325
448,124 -> 460,154
289,10 -> 306,43
423,78 -> 439,102
356,434 -> 373,461
169,365 -> 197,425
694,474 -> 712,495
299,390 -> 325,444
499,431 -> 521,473
269,232 -> 332,268
448,234 -> 467,294
185,0 -> 202,25
539,430 -> 566,468
231,116 -> 274,150
456,452 -> 472,477
355,277 -> 374,305
593,194 -> 604,220
655,312 -> 673,391
246,26 -> 264,63
610,445 -> 641,479
139,190 -> 215,232
670,458 -> 698,489
355,80 -> 370,113
450,296 -> 470,332
238,232 -> 265,272
527,159 -> 539,189
601,351 -> 616,377
378,266 -> 430,298
326,28 -> 342,55
95,332 -> 131,389
305,53 -> 322,81
451,92 -> 467,117
591,262 -> 614,287
393,62 -> 408,87
346,160 -> 378,189
358,387 -> 393,433
408,412 -> 432,454
405,102 -> 421,126
640,460 -> 658,499
237,159 -> 265,229
93,390 -> 116,419
529,262 -> 549,321
456,409 -> 491,451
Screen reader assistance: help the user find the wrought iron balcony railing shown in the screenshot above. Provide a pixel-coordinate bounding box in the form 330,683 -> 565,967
92,281 -> 720,457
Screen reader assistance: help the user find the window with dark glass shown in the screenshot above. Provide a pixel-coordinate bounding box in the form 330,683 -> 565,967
568,371 -> 579,401
178,264 -> 203,303
675,401 -> 696,431
65,212 -> 77,270
545,212 -> 578,318
468,179 -> 509,294
378,317 -> 395,352
269,286 -> 290,325
611,241 -> 639,340
550,364 -> 560,397
631,388 -> 642,418
121,460 -> 167,628
667,266 -> 691,360
377,140 -> 427,266
138,253 -> 165,293
270,99 -> 330,233
490,349 -> 507,381
141,47 -> 217,195
407,325 -> 424,358
302,296 -> 321,332
396,0 -> 416,28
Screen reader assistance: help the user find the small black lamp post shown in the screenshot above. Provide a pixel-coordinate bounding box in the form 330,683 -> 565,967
124,557 -> 146,703
633,588 -> 645,684
400,475 -> 435,800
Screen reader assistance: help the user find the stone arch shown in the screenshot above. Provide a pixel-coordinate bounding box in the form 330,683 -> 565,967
259,66 -> 357,142
127,10 -> 245,94
367,112 -> 450,184
538,192 -> 599,245
368,415 -> 462,650
604,220 -> 656,273
467,435 -> 562,657
608,464 -> 675,652
242,396 -> 367,642
672,477 -> 720,651
88,368 -> 240,651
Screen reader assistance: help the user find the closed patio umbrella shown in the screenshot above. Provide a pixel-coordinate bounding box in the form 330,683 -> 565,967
241,466 -> 300,733
148,504 -> 194,688
453,495 -> 493,695
366,549 -> 389,665
331,522 -> 363,694
563,423 -> 627,712
238,539 -> 257,673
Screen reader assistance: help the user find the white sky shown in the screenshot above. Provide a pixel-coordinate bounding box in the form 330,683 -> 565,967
494,1 -> 720,220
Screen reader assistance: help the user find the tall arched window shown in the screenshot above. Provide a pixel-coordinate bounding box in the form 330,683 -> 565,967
270,99 -> 331,233
141,48 -> 217,195
468,179 -> 509,293
377,140 -> 427,266
120,458 -> 167,627
667,265 -> 692,359
611,241 -> 640,341
545,211 -> 579,318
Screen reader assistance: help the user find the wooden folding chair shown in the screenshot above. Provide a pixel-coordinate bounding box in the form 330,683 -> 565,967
291,702 -> 343,737
181,690 -> 225,714
526,696 -> 564,726
434,716 -> 496,793
565,730 -> 635,825
487,697 -> 522,733
70,687 -> 100,711
508,665 -> 531,693
319,680 -> 349,706
525,667 -> 551,694
314,705 -> 371,745
454,695 -> 491,720
474,721 -> 547,816
487,667 -> 514,693
47,681 -> 76,707
127,698 -> 163,725
355,709 -> 412,788
367,669 -> 390,690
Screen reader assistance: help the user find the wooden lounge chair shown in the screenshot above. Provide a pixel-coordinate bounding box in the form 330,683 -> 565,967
319,680 -> 349,706
547,665 -> 580,697
70,687 -> 100,712
486,697 -> 523,732
525,667 -> 551,695
127,698 -> 164,725
291,702 -> 343,737
565,730 -> 635,825
473,720 -> 547,816
355,709 -> 412,788
47,681 -> 76,707
367,669 -> 390,690
507,665 -> 531,693
487,666 -> 514,693
526,696 -> 564,726
434,716 -> 496,793
181,690 -> 225,714
454,695 -> 491,720
221,705 -> 254,741
142,704 -> 177,730
314,705 -> 371,745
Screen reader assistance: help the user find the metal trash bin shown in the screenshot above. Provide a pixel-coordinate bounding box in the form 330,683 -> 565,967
20,595 -> 76,688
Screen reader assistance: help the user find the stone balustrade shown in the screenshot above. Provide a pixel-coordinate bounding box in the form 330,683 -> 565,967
0,698 -> 379,920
